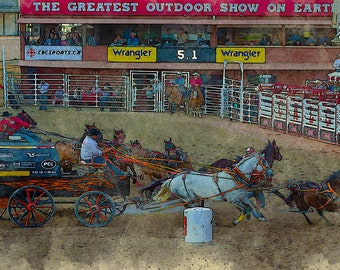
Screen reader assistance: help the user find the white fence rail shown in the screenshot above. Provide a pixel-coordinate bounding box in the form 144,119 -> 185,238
4,74 -> 340,145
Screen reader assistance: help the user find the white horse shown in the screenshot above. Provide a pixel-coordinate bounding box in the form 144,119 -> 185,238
153,153 -> 274,224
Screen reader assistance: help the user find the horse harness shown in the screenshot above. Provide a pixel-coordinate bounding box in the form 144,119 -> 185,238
289,181 -> 340,210
232,155 -> 272,188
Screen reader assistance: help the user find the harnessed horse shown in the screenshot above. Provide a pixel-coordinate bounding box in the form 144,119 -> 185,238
153,153 -> 274,224
285,170 -> 340,226
109,129 -> 138,183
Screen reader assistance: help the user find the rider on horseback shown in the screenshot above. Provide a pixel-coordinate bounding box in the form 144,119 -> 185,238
173,72 -> 187,97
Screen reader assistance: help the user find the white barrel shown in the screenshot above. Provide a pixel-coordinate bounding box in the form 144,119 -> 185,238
183,207 -> 213,245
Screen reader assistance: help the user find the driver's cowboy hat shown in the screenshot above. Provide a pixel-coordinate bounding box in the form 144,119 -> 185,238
88,128 -> 100,136
1,111 -> 12,117
193,72 -> 200,76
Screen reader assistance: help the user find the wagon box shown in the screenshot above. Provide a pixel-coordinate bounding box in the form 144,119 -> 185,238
0,132 -> 60,178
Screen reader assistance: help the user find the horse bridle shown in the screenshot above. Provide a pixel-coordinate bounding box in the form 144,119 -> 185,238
233,154 -> 272,186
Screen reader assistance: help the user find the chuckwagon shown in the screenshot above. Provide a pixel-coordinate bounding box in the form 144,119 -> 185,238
0,132 -> 130,228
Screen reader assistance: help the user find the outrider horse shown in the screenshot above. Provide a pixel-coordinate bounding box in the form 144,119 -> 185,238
55,123 -> 102,172
285,170 -> 340,226
165,84 -> 186,114
187,85 -> 204,117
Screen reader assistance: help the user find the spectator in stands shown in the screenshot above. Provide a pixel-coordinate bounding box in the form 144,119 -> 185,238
271,33 -> 281,46
197,33 -> 205,46
289,31 -> 302,45
54,33 -> 61,46
177,28 -> 188,46
64,32 -> 75,46
44,32 -> 56,46
161,28 -> 176,46
306,34 -> 317,46
37,80 -> 49,110
162,28 -> 176,40
86,31 -> 97,46
99,82 -> 112,111
127,31 -> 139,46
72,32 -> 82,46
259,34 -> 271,46
52,85 -> 65,106
225,38 -> 235,46
111,34 -> 123,46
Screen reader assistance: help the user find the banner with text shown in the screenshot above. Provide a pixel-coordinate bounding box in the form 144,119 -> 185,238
108,46 -> 157,62
21,0 -> 333,17
157,47 -> 215,63
216,47 -> 266,63
24,46 -> 82,60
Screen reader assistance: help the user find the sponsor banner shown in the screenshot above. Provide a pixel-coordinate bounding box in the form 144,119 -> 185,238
20,0 -> 333,17
216,47 -> 266,63
25,45 -> 82,61
157,47 -> 215,63
108,46 -> 156,62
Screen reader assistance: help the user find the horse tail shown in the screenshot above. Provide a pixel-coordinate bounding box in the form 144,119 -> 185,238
153,179 -> 172,202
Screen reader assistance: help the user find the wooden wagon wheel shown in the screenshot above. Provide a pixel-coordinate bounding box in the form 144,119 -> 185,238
111,195 -> 127,216
7,185 -> 55,228
74,191 -> 115,227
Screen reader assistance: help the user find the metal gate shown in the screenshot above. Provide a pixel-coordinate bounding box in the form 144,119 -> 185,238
129,70 -> 159,112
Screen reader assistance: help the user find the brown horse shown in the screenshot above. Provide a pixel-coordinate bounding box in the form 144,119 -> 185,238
55,123 -> 102,172
285,170 -> 340,226
188,85 -> 204,118
163,138 -> 193,170
110,129 -> 138,183
130,140 -> 170,183
165,84 -> 186,114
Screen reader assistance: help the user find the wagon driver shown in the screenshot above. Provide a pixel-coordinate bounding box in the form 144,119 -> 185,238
80,128 -> 124,175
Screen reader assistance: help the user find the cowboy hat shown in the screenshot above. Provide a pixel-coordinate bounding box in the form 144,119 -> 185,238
88,128 -> 100,136
193,72 -> 200,76
177,72 -> 182,75
1,111 -> 12,117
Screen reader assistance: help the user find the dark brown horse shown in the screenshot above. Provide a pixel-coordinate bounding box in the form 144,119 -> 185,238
55,123 -> 102,172
199,140 -> 282,173
163,138 -> 193,170
285,171 -> 340,226
110,129 -> 138,183
188,85 -> 203,117
165,84 -> 186,114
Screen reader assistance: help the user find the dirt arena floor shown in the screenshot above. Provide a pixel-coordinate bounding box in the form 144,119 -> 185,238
0,108 -> 339,270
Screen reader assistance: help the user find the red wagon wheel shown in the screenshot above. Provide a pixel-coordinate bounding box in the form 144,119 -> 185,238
8,185 -> 55,228
74,191 -> 115,227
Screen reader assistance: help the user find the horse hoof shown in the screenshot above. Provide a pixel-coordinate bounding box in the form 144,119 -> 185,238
258,216 -> 267,222
233,220 -> 238,225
